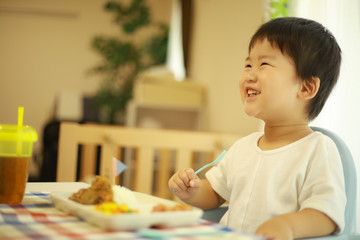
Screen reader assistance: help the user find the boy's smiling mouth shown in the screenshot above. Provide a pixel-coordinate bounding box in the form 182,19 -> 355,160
247,88 -> 261,97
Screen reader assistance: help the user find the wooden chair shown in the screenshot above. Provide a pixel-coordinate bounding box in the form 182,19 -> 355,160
56,122 -> 241,199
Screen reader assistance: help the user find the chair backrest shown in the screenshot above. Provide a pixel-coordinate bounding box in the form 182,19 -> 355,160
57,122 -> 241,199
311,127 -> 357,234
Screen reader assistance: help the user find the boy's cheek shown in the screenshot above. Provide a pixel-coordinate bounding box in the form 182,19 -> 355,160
238,85 -> 245,100
238,80 -> 246,98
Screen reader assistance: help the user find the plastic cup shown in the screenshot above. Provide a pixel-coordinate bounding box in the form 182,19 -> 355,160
0,109 -> 37,204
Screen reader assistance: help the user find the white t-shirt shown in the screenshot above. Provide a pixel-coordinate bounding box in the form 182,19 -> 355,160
206,131 -> 346,234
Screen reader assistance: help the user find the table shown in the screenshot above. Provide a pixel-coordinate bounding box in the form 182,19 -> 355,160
0,182 -> 261,240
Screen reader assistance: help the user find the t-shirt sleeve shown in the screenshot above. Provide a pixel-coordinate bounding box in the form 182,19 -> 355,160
205,144 -> 238,202
205,134 -> 259,203
298,136 -> 346,233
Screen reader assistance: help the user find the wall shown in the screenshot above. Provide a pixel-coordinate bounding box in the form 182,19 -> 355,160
189,0 -> 262,135
0,0 -> 172,170
0,0 -> 262,176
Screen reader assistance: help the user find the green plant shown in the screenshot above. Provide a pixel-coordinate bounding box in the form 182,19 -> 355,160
91,0 -> 168,124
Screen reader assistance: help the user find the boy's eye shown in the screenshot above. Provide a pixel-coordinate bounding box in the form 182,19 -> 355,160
245,64 -> 252,68
261,62 -> 269,66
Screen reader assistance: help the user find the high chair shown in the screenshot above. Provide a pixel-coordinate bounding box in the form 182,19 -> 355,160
305,127 -> 357,239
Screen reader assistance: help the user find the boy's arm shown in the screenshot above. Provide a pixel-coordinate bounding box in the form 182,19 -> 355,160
182,179 -> 225,210
169,168 -> 225,210
256,208 -> 337,240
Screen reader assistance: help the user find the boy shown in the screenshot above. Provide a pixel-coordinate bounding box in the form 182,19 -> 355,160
168,17 -> 346,240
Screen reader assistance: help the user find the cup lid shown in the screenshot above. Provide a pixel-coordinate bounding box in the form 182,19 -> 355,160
0,124 -> 38,142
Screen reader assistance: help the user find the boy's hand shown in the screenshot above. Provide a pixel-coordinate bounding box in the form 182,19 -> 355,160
256,216 -> 294,240
168,168 -> 202,200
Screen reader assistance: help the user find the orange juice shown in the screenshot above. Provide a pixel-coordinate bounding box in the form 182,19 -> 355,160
0,156 -> 30,204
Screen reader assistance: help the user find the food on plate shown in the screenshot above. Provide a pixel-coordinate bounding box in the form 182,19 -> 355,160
112,185 -> 138,209
152,203 -> 192,212
95,202 -> 138,214
69,176 -> 139,213
69,176 -> 113,204
69,175 -> 191,215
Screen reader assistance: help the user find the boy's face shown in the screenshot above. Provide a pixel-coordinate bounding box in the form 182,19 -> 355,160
239,39 -> 304,124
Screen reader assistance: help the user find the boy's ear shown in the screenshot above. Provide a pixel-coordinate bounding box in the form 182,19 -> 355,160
297,76 -> 320,100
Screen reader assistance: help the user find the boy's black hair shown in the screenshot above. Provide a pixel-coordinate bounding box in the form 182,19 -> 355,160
249,17 -> 341,121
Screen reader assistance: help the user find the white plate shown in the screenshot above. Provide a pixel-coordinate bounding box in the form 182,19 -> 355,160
50,191 -> 203,230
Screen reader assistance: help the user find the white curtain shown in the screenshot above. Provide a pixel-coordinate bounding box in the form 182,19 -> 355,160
166,0 -> 186,81
291,0 -> 360,232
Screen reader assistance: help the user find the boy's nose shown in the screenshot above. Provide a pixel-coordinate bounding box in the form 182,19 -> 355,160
246,70 -> 257,82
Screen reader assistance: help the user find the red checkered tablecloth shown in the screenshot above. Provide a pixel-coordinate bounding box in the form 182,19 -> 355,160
0,192 -> 261,240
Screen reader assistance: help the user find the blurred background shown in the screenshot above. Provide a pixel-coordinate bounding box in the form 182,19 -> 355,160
0,0 -> 359,231
0,0 -> 263,179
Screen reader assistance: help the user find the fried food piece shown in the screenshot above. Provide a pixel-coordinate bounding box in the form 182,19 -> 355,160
152,203 -> 192,212
69,176 -> 113,205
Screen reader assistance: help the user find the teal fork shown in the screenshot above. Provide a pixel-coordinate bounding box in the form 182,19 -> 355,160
194,150 -> 227,175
